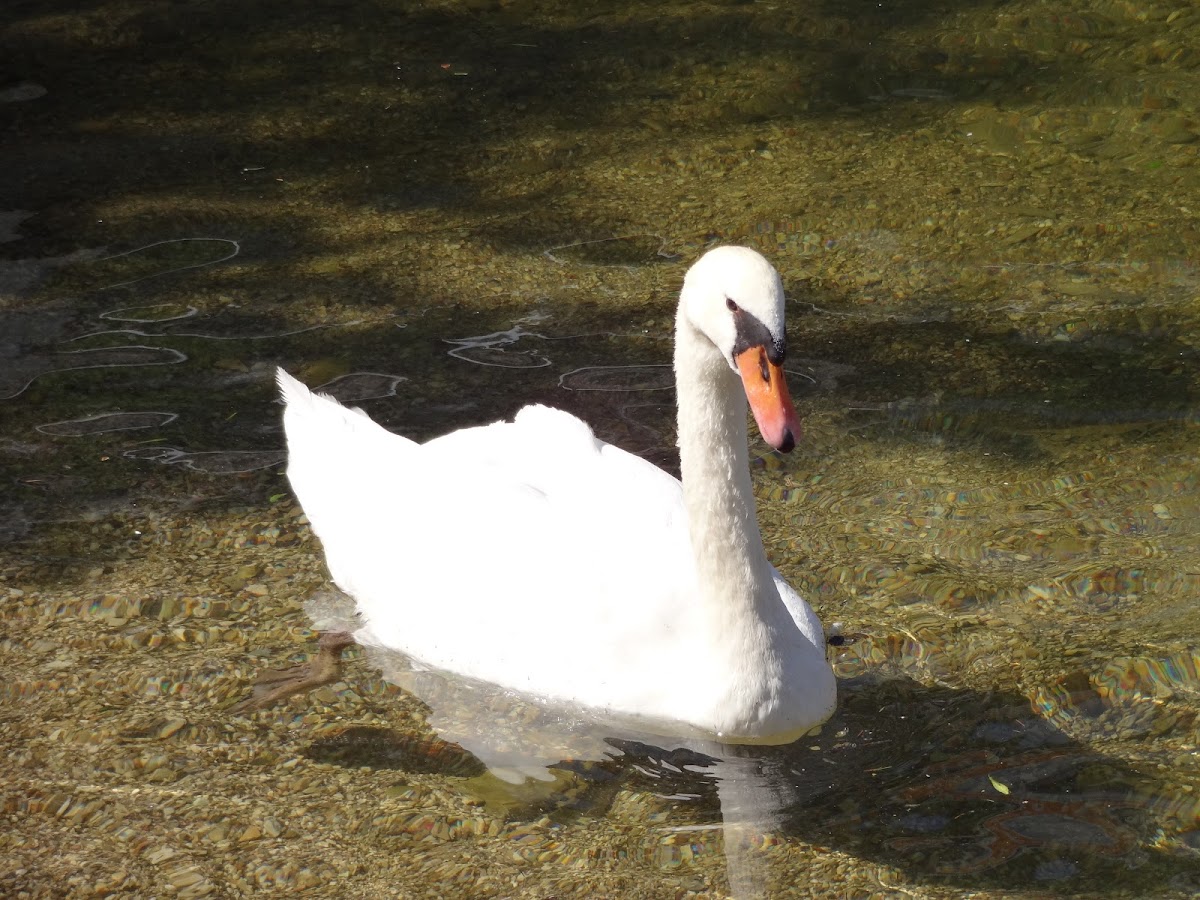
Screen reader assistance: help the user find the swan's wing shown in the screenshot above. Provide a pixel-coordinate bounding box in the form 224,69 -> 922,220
770,567 -> 827,651
279,375 -> 698,706
409,404 -> 697,654
421,403 -> 685,525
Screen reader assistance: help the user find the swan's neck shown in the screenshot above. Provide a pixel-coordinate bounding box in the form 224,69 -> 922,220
673,311 -> 778,628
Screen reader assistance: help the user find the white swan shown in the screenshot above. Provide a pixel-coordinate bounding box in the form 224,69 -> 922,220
276,246 -> 836,744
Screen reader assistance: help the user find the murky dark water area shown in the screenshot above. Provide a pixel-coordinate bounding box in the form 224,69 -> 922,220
3,0 -> 1200,897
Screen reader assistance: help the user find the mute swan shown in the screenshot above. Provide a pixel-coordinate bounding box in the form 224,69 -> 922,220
275,246 -> 837,744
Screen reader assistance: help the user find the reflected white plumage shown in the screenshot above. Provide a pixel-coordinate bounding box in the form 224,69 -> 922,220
277,246 -> 836,744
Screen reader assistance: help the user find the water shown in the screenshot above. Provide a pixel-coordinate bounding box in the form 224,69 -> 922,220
3,0 -> 1200,896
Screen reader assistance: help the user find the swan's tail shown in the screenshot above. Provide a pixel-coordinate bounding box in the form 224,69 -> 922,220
276,366 -> 402,443
276,367 -> 417,548
276,367 -> 372,423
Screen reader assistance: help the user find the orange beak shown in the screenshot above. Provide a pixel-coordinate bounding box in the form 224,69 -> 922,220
735,347 -> 801,452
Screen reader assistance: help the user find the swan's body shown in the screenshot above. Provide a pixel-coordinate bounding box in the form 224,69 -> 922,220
278,246 -> 836,744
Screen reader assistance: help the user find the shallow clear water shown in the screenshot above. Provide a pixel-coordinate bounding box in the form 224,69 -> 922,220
3,0 -> 1200,896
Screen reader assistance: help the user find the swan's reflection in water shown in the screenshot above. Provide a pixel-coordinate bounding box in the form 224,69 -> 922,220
302,592 -> 1200,897
305,591 -> 795,896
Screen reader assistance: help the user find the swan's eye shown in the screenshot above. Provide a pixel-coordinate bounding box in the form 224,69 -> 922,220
726,297 -> 739,312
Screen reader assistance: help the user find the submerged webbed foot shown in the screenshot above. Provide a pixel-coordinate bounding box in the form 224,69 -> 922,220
233,631 -> 357,713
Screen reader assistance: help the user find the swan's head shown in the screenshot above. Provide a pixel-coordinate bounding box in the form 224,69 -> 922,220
681,246 -> 801,452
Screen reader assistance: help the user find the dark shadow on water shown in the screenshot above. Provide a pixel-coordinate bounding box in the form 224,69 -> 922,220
770,675 -> 1198,894
298,669 -> 1200,896
1,0 -> 1084,266
305,725 -> 487,778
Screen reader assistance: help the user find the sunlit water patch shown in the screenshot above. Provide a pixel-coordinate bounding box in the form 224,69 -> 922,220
1030,650 -> 1200,744
87,239 -> 240,290
739,221 -> 1200,340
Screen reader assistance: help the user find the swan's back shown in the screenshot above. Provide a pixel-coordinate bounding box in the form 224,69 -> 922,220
277,370 -> 703,718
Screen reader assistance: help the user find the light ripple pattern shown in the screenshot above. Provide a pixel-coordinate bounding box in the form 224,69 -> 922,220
0,346 -> 187,400
36,411 -> 178,436
122,446 -> 284,474
313,372 -> 408,403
